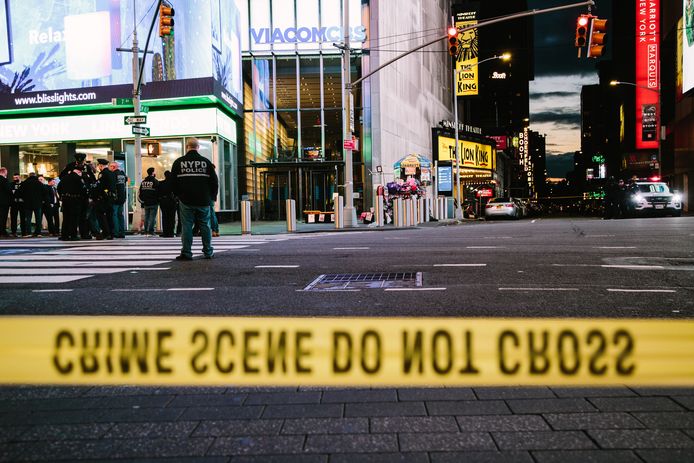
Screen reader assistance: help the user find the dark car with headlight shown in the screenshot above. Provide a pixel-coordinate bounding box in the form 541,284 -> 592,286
627,181 -> 682,217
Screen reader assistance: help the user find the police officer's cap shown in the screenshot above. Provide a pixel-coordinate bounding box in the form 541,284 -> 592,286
74,152 -> 86,161
96,158 -> 109,166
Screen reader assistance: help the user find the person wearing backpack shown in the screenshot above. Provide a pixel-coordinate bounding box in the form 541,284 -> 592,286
109,162 -> 128,239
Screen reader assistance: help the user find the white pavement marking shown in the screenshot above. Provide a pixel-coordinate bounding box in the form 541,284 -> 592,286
112,288 -> 215,292
433,264 -> 487,267
0,268 -> 150,275
385,288 -> 447,291
0,255 -> 179,260
0,261 -> 170,267
32,289 -> 73,293
601,265 -> 665,270
168,288 -> 215,291
531,220 -> 537,223
50,246 -> 246,252
607,288 -> 676,293
255,265 -> 300,268
0,275 -> 91,283
333,247 -> 370,250
596,246 -> 637,249
498,287 -> 579,291
585,234 -> 616,237
483,236 -> 513,239
466,246 -> 503,249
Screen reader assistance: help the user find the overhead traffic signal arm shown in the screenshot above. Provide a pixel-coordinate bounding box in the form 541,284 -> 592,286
587,17 -> 607,58
159,4 -> 175,37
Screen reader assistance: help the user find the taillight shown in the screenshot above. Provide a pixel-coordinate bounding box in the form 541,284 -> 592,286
505,203 -> 514,207
485,204 -> 493,208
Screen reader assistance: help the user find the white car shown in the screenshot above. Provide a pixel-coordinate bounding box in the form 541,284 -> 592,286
627,182 -> 683,217
485,198 -> 522,219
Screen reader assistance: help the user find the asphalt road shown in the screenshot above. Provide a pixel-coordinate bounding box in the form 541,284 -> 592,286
1,216 -> 693,462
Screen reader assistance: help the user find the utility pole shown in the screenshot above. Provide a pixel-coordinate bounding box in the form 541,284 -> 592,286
342,0 -> 358,227
131,0 -> 142,232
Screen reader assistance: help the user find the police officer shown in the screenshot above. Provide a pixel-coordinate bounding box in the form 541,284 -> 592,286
9,173 -> 23,237
94,159 -> 116,240
139,167 -> 159,236
109,162 -> 128,239
0,167 -> 12,238
58,168 -> 86,241
59,153 -> 95,239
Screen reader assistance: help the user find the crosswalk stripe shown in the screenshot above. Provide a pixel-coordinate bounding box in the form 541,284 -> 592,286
0,275 -> 91,283
0,261 -> 170,267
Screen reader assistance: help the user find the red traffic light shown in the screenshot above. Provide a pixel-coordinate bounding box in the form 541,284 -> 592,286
575,15 -> 590,48
447,27 -> 459,57
159,5 -> 175,37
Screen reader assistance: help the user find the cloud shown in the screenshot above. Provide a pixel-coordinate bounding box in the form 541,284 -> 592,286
530,111 -> 581,128
529,91 -> 576,100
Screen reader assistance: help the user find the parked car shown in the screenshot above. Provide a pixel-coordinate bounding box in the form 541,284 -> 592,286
485,197 -> 522,220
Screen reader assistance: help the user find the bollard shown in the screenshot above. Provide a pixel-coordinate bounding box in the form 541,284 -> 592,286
410,198 -> 418,226
376,195 -> 384,227
394,197 -> 404,227
241,200 -> 252,235
334,195 -> 344,229
423,197 -> 430,223
285,199 -> 296,232
418,197 -> 425,224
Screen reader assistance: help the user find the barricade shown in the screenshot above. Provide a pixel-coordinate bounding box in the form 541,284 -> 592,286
285,199 -> 296,232
240,200 -> 252,235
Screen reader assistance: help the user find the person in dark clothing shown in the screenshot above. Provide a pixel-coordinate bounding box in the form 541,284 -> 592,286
139,167 -> 159,236
0,168 -> 12,237
40,176 -> 58,236
171,138 -> 218,260
9,173 -> 24,237
58,168 -> 87,241
94,159 -> 116,240
158,170 -> 177,237
46,179 -> 60,236
18,172 -> 44,236
109,162 -> 128,239
60,153 -> 96,239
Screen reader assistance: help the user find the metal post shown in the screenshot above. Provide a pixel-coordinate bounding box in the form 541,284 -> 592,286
130,1 -> 142,232
452,21 -> 462,220
342,0 -> 358,227
241,200 -> 252,235
286,199 -> 296,232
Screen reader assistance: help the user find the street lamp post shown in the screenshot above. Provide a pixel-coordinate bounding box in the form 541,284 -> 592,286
453,53 -> 511,219
609,80 -> 662,178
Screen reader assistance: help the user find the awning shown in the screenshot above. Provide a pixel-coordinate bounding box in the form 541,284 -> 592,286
393,153 -> 432,170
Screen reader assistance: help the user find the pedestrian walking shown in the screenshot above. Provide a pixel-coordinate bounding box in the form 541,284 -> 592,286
0,167 -> 12,237
94,159 -> 116,240
18,172 -> 44,237
157,170 -> 177,237
171,137 -> 218,260
109,162 -> 128,239
58,168 -> 86,241
9,173 -> 23,237
139,167 -> 159,236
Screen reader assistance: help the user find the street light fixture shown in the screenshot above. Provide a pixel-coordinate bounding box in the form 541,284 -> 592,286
609,80 -> 662,178
452,52 -> 511,219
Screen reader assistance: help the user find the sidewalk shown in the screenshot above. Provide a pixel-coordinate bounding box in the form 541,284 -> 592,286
217,218 -> 469,236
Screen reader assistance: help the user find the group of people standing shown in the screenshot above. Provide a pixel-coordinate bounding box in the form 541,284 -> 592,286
0,167 -> 61,237
1,138 -> 218,261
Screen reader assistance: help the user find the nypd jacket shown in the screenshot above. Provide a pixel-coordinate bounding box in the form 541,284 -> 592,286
138,175 -> 159,206
171,150 -> 218,207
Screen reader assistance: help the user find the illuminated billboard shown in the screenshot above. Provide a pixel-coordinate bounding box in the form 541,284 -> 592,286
684,0 -> 694,94
0,0 -> 242,112
635,0 -> 659,150
455,7 -> 479,97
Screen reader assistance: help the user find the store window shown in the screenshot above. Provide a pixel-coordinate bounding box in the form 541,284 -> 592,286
18,144 -> 59,178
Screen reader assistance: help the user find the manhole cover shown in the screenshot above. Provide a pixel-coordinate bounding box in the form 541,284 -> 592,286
304,272 -> 422,291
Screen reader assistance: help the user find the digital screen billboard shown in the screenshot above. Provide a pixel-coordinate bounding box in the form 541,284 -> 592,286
684,0 -> 694,94
0,0 -> 242,112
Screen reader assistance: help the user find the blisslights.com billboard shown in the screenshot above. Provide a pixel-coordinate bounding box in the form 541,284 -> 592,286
0,0 -> 242,112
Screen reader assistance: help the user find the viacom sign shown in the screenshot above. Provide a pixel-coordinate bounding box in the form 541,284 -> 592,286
437,136 -> 496,171
251,26 -> 367,44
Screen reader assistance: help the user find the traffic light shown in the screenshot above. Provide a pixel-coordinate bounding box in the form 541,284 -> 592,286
587,17 -> 607,58
575,15 -> 589,48
159,4 -> 175,37
447,26 -> 459,58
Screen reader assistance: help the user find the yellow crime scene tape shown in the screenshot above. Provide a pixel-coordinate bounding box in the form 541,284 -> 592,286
1,316 -> 693,386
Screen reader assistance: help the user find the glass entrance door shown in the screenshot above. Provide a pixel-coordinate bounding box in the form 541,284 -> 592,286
308,170 -> 337,212
263,172 -> 290,220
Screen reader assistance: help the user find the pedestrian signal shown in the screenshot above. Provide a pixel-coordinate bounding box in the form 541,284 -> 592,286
587,17 -> 607,58
575,15 -> 589,48
447,27 -> 459,58
159,4 -> 175,37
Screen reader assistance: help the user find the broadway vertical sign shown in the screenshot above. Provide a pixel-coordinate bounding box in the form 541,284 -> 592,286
455,6 -> 479,97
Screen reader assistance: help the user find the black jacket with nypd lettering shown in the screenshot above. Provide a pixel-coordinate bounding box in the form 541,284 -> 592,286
171,150 -> 218,207
138,175 -> 159,206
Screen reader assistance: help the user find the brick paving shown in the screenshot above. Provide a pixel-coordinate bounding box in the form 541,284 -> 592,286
1,386 -> 693,461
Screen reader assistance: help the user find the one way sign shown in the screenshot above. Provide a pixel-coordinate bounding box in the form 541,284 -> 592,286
132,125 -> 150,136
124,115 -> 147,125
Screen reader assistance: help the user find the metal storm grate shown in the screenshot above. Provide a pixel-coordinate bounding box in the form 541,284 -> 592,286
304,272 -> 422,291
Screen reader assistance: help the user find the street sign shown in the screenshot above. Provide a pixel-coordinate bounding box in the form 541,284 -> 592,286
124,115 -> 147,125
112,98 -> 133,106
343,139 -> 355,150
132,125 -> 150,136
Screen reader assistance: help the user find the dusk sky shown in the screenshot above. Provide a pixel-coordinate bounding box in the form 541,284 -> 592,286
528,0 -> 611,176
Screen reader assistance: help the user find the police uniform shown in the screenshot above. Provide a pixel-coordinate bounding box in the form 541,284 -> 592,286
94,159 -> 116,239
58,169 -> 86,241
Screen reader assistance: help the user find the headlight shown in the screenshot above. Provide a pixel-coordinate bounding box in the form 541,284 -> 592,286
672,194 -> 682,203
632,194 -> 644,203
